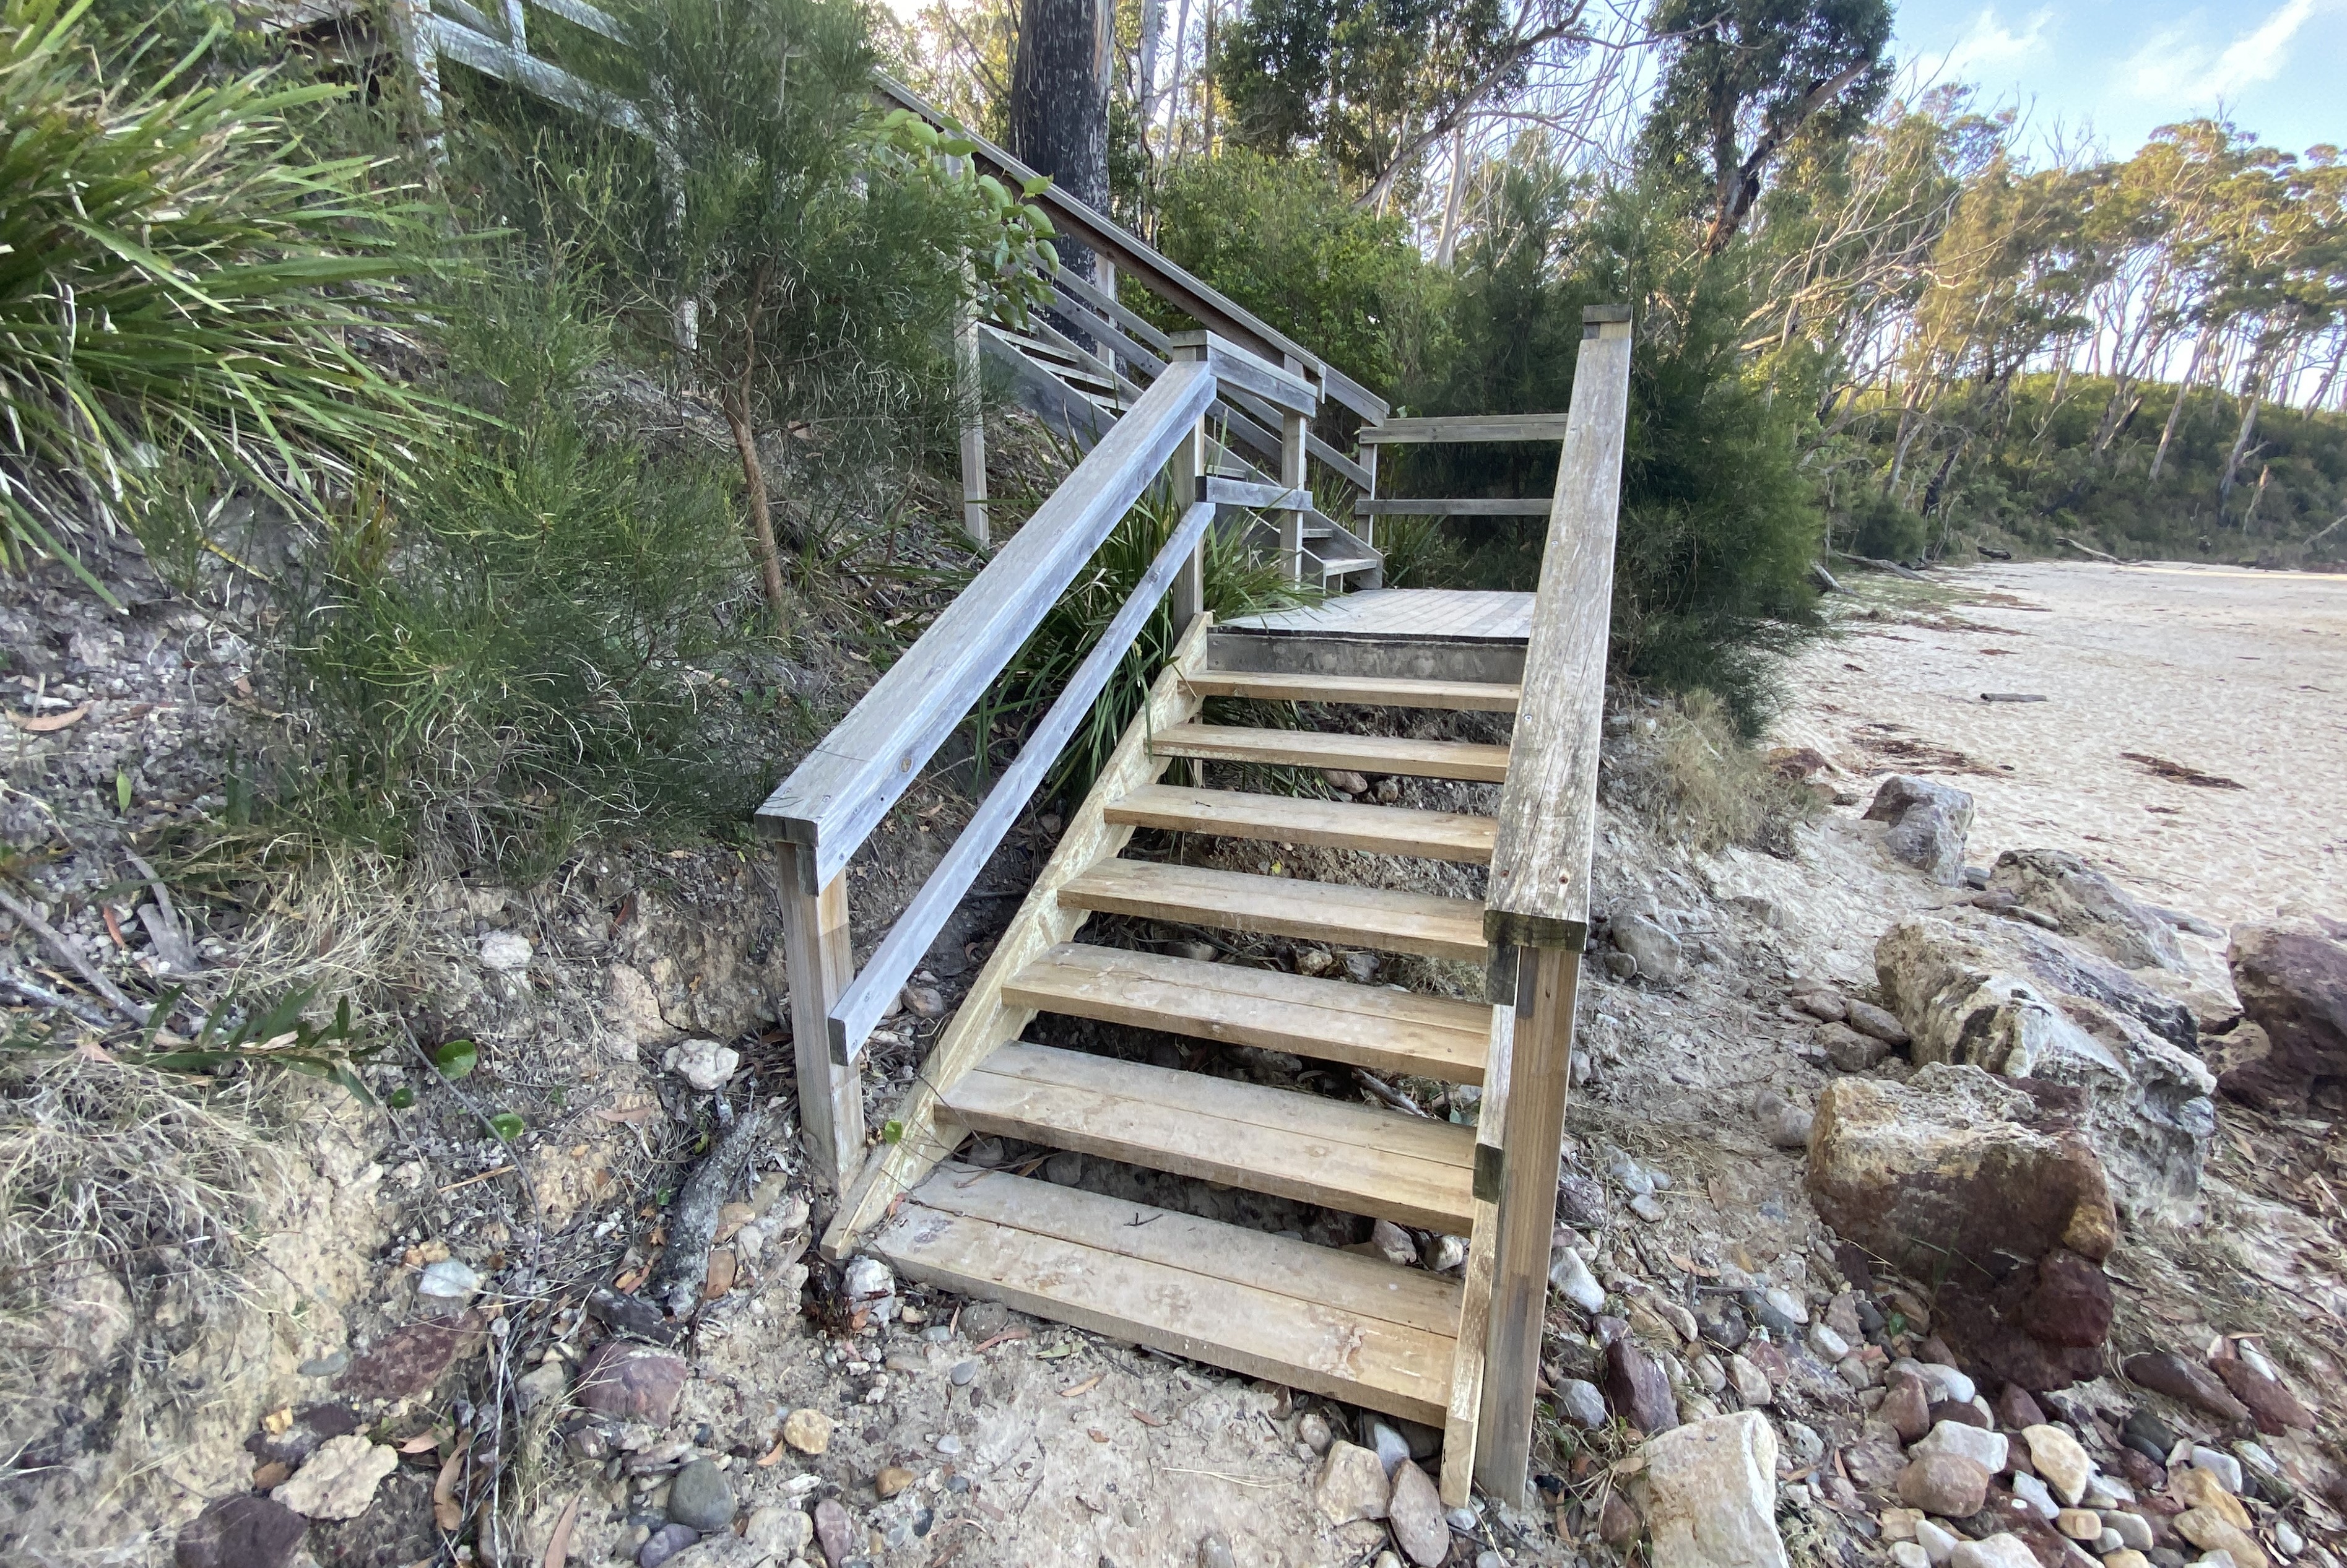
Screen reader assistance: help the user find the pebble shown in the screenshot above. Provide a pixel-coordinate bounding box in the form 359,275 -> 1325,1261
812,1498 -> 854,1568
1915,1518 -> 1959,1566
1913,1421 -> 2008,1477
948,1361 -> 977,1387
1899,1453 -> 1991,1518
1371,1220 -> 1418,1268
1729,1354 -> 1773,1409
2189,1449 -> 2244,1494
2024,1424 -> 2094,1507
1299,1412 -> 1333,1454
934,1435 -> 961,1456
666,1458 -> 735,1531
1043,1150 -> 1085,1185
1948,1536 -> 2038,1568
638,1522 -> 697,1568
2276,1519 -> 2304,1556
1761,1286 -> 1809,1325
1370,1421 -> 1412,1478
2010,1472 -> 2057,1521
1693,1353 -> 1727,1393
1447,1507 -> 1478,1532
1549,1247 -> 1606,1314
2104,1512 -> 2154,1551
1893,1545 -> 1932,1568
2054,1509 -> 2101,1541
479,931 -> 533,971
1386,1462 -> 1447,1567
1629,1193 -> 1667,1223
1198,1533 -> 1236,1568
1809,1322 -> 1851,1361
1770,1107 -> 1815,1149
1314,1442 -> 1389,1525
783,1409 -> 833,1456
1556,1378 -> 1608,1429
874,1467 -> 914,1501
745,1506 -> 812,1557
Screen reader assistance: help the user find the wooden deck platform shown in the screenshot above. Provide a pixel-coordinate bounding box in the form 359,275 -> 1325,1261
1223,588 -> 1534,643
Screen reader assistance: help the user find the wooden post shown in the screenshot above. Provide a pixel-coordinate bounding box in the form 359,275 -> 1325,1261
957,305 -> 990,548
1169,336 -> 1210,631
1278,408 -> 1308,584
1359,440 -> 1378,555
384,0 -> 447,168
1473,943 -> 1581,1504
779,842 -> 865,1191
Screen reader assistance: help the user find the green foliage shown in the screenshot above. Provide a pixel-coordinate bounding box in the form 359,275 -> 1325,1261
1401,162 -> 1824,732
0,0 -> 440,595
121,985 -> 378,1104
274,262 -> 789,868
1152,149 -> 1442,392
1844,492 -> 1928,560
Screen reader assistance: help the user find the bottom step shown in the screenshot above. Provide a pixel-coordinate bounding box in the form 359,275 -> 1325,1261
874,1164 -> 1459,1426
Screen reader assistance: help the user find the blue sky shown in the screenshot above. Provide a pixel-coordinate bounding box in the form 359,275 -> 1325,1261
1892,0 -> 2346,159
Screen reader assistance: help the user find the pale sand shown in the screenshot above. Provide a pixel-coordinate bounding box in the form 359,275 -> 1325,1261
1772,561 -> 2347,928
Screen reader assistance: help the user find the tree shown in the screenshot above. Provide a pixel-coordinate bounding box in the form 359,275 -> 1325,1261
1642,0 -> 1893,254
1011,0 -> 1111,277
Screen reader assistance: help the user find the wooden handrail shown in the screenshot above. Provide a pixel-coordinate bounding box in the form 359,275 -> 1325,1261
754,357 -> 1221,888
1356,414 -> 1571,445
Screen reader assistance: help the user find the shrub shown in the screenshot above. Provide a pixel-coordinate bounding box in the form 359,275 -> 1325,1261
1844,491 -> 1928,560
0,0 -> 436,597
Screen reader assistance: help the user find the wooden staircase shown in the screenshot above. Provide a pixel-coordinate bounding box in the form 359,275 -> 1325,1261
856,624 -> 1519,1493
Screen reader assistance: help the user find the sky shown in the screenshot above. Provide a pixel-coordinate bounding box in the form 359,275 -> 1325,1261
1891,0 -> 2346,160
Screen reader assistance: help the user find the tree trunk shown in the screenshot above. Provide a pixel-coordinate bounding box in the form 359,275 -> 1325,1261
1434,119 -> 1469,267
722,394 -> 789,633
1161,0 -> 1192,155
1010,0 -> 1110,280
2148,323 -> 2216,483
2218,351 -> 2267,515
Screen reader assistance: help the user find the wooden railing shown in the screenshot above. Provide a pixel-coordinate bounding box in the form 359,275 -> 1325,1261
1471,303 -> 1634,1504
754,337 -> 1317,1185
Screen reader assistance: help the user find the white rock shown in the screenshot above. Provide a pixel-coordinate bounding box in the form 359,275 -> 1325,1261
1761,1286 -> 1809,1325
1915,1519 -> 1959,1566
662,1037 -> 739,1093
417,1258 -> 481,1302
1893,1358 -> 1975,1404
1912,1421 -> 2008,1477
1314,1441 -> 1389,1525
1948,1536 -> 2038,1568
2102,1512 -> 2153,1552
273,1435 -> 400,1520
2275,1517 -> 2304,1556
2023,1424 -> 2093,1507
1893,1544 -> 1931,1568
1632,1412 -> 1787,1568
1693,1354 -> 1727,1393
1369,1421 -> 1412,1478
2009,1472 -> 2057,1521
1729,1354 -> 1773,1408
841,1255 -> 898,1323
1556,1379 -> 1608,1429
1371,1220 -> 1418,1268
1548,1246 -> 1607,1314
478,931 -> 533,971
2189,1448 -> 2244,1494
745,1504 -> 813,1556
1808,1322 -> 1850,1361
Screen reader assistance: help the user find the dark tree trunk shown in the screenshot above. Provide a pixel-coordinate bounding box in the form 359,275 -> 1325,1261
1010,0 -> 1110,283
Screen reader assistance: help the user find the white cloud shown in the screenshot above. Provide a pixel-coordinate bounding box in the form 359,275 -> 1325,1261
2124,0 -> 2331,106
2210,0 -> 2322,93
1943,6 -> 2054,77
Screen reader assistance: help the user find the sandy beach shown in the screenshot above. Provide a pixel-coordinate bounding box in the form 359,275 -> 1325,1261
1772,561 -> 2347,927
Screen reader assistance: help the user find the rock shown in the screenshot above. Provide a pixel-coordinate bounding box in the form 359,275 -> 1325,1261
2122,1353 -> 2252,1426
1807,1065 -> 2119,1280
335,1312 -> 488,1400
2180,1456 -> 2245,1507
661,1037 -> 738,1093
2210,1345 -> 2316,1434
1605,1336 -> 1678,1435
1612,914 -> 1685,984
1846,999 -> 1912,1045
576,1341 -> 689,1423
1550,1245 -> 1607,1313
1929,1400 -> 1987,1429
1314,1442 -> 1389,1524
667,1458 -> 735,1531
1794,989 -> 1850,1022
1880,1371 -> 1932,1441
1917,1519 -> 1961,1566
639,1523 -> 697,1568
417,1258 -> 482,1303
1899,1452 -> 1992,1517
1599,1494 -> 1643,1548
1875,915 -> 2215,1219
1988,850 -> 2185,971
2175,1508 -> 2270,1568
514,1360 -> 567,1412
1893,1544 -> 1932,1568
1043,1149 -> 1085,1185
2009,1473 -> 2057,1520
1344,951 -> 1382,984
589,1284 -> 680,1346
1557,1378 -> 1608,1429
1371,1220 -> 1418,1268
1322,768 -> 1370,795
2104,1512 -> 2155,1552
1823,1023 -> 1890,1073
2054,1508 -> 2101,1541
1369,1420 -> 1412,1478
901,984 -> 945,1018
1558,1172 -> 1610,1227
1425,1232 -> 1469,1271
1948,1536 -> 2039,1568
1769,1106 -> 1815,1149
175,1494 -> 308,1568
1808,1321 -> 1850,1361
1299,1411 -> 1334,1453
841,1255 -> 898,1324
2021,1249 -> 2113,1348
479,931 -> 533,971
783,1406 -> 835,1455
1996,1385 -> 2048,1430
2023,1425 -> 2093,1507
744,1505 -> 812,1557
1865,776 -> 1975,885
811,1498 -> 854,1568
1629,1192 -> 1666,1222
2218,921 -> 2347,1109
1386,1462 -> 1447,1567
2104,1554 -> 2151,1568
1629,1411 -> 1788,1568
1198,1532 -> 1236,1568
1913,1421 -> 2009,1476
271,1435 -> 397,1522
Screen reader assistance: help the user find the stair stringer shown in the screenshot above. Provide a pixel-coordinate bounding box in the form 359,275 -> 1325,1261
818,613 -> 1213,1260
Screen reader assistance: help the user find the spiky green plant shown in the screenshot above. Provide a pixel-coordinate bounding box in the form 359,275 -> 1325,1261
0,0 -> 438,597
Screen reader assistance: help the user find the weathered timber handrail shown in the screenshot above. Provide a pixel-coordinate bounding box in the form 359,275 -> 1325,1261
1471,304 -> 1633,1509
1355,498 -> 1555,518
1356,414 -> 1571,445
823,500 -> 1217,1065
753,358 -> 1217,890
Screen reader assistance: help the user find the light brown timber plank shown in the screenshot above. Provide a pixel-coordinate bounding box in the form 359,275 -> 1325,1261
819,618 -> 1213,1260
1005,943 -> 1490,1083
1440,999 -> 1511,1509
1184,670 -> 1521,713
1104,784 -> 1496,863
1150,724 -> 1512,784
1058,858 -> 1488,961
875,1172 -> 1454,1424
778,847 -> 862,1190
941,1043 -> 1475,1232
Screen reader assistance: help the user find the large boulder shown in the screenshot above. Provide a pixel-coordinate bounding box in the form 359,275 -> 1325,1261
1987,849 -> 2182,971
1807,1065 -> 2118,1274
2215,921 -> 2347,1110
1864,776 -> 1975,885
1876,916 -> 2215,1219
1629,1411 -> 1788,1568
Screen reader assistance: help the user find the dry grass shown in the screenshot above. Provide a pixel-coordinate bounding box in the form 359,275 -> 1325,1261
1609,690 -> 1817,855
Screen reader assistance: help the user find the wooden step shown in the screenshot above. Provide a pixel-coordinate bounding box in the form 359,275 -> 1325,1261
1150,723 -> 1511,783
874,1164 -> 1459,1425
1006,943 -> 1491,1083
1058,857 -> 1487,961
1106,784 -> 1495,862
1186,671 -> 1521,713
939,1042 -> 1477,1232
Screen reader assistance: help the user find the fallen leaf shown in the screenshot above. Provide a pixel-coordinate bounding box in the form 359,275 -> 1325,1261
399,1434 -> 442,1454
1034,1342 -> 1078,1361
432,1448 -> 466,1532
261,1406 -> 293,1436
970,1329 -> 1026,1354
1087,1427 -> 1109,1443
613,1268 -> 646,1294
703,1249 -> 737,1299
7,703 -> 89,734
1130,1408 -> 1165,1428
101,905 -> 126,949
756,1435 -> 788,1467
251,1460 -> 290,1489
1059,1374 -> 1103,1398
1706,1177 -> 1731,1211
593,1105 -> 656,1125
74,1038 -> 118,1064
541,1490 -> 583,1568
